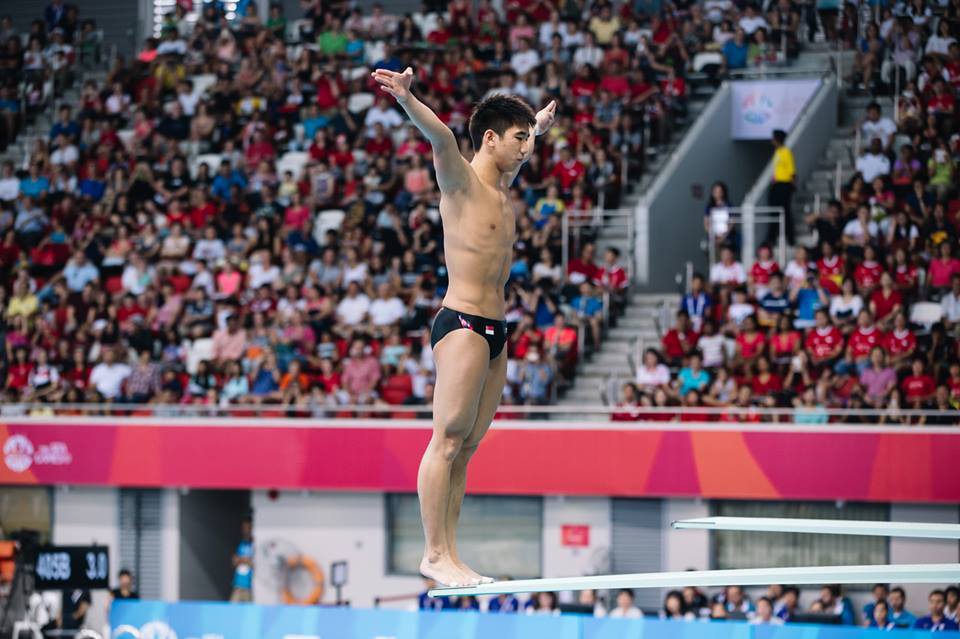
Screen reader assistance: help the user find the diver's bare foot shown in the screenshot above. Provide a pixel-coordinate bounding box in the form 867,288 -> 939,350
454,559 -> 494,584
420,555 -> 478,588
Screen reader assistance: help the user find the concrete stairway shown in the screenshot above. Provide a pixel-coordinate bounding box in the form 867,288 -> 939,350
792,93 -> 895,246
559,292 -> 677,407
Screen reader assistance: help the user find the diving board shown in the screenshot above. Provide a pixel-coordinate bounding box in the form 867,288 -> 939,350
428,563 -> 960,598
671,517 -> 960,539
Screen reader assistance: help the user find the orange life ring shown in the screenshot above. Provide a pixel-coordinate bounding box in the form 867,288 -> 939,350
282,555 -> 325,605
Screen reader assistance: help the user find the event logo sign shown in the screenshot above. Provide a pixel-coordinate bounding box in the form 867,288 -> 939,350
3,434 -> 72,472
731,79 -> 821,140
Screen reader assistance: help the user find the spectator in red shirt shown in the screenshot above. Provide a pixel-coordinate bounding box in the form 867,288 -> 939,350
734,315 -> 766,369
748,244 -> 780,299
805,309 -> 844,367
836,310 -> 884,376
870,272 -> 903,327
567,242 -> 599,287
816,240 -> 845,294
551,145 -> 586,194
901,357 -> 936,406
661,309 -> 698,366
596,246 -> 628,314
885,312 -> 917,369
750,355 -> 782,400
853,244 -> 884,294
928,240 -> 960,293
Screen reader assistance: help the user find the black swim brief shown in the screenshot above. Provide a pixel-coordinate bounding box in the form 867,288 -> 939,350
430,307 -> 508,360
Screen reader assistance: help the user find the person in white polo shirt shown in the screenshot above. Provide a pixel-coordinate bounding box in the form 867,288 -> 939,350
89,347 -> 132,401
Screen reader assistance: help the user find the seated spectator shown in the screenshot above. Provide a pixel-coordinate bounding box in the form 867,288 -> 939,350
519,349 -> 554,407
680,273 -> 712,332
815,585 -> 855,625
609,589 -> 642,619
758,273 -> 790,328
901,357 -> 936,408
636,348 -> 670,391
89,347 -> 131,402
718,585 -> 754,616
676,351 -> 710,398
914,590 -> 960,631
710,246 -> 747,287
888,587 -> 917,629
661,590 -> 695,621
855,138 -> 891,183
749,597 -> 784,625
662,310 -> 698,366
805,309 -> 844,367
789,270 -> 828,329
570,281 -> 603,351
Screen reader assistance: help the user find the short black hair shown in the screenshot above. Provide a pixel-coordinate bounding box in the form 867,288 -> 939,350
617,588 -> 635,599
773,129 -> 787,144
891,587 -> 906,598
468,94 -> 536,151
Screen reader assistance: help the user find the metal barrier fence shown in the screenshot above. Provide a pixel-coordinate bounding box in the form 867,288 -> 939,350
705,205 -> 787,269
4,403 -> 960,423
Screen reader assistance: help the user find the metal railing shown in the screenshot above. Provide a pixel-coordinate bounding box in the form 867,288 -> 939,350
3,403 -> 960,424
560,207 -> 635,281
705,205 -> 787,270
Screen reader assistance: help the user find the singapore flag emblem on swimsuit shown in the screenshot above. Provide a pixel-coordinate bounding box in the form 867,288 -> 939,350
485,325 -> 495,336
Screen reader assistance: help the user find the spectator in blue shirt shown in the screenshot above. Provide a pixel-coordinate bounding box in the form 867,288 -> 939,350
816,585 -> 855,625
571,281 -> 604,351
302,104 -> 330,142
489,592 -> 520,613
677,351 -> 710,396
890,587 -> 918,629
418,578 -> 453,611
211,161 -> 248,202
790,270 -> 829,329
49,104 -> 80,142
722,28 -> 749,71
519,349 -> 554,406
680,273 -> 711,332
758,273 -> 791,325
63,251 -> 99,292
867,599 -> 896,630
914,590 -> 960,631
863,584 -> 889,625
19,165 -> 50,199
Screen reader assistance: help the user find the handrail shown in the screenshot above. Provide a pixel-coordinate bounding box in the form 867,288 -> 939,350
5,403 -> 960,419
373,592 -> 420,608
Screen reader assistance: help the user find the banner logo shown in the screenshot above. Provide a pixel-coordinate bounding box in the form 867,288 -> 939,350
3,435 -> 72,473
4,435 -> 34,472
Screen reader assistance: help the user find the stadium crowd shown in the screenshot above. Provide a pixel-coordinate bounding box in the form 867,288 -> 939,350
0,0 -> 765,411
421,581 -> 960,631
609,3 -> 960,424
